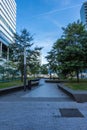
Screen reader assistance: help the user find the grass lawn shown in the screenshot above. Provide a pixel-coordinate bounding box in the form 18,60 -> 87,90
0,80 -> 23,89
65,82 -> 87,90
0,77 -> 39,89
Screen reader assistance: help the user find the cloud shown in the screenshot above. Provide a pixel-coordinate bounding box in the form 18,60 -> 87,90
60,0 -> 72,6
49,19 -> 63,29
33,3 -> 82,17
41,55 -> 48,64
34,39 -> 52,65
35,39 -> 53,49
44,0 -> 71,6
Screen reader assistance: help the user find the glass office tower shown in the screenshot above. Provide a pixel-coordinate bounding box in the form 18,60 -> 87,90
80,2 -> 87,29
0,0 -> 16,60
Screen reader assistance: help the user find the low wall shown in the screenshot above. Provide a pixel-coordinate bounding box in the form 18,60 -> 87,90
0,81 -> 39,96
45,79 -> 68,83
58,83 -> 87,103
0,85 -> 23,96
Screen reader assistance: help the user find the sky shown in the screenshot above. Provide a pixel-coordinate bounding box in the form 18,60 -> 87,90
16,0 -> 85,64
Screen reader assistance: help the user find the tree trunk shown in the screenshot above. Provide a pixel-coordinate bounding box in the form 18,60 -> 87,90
50,72 -> 52,79
21,71 -> 23,82
76,70 -> 79,82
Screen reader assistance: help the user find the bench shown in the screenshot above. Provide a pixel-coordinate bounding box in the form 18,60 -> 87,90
27,79 -> 40,90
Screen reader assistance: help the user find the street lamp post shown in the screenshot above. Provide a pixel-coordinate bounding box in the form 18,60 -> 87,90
24,47 -> 26,91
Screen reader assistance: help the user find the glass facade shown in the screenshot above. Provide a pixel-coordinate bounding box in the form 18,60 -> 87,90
0,0 -> 16,59
80,2 -> 87,28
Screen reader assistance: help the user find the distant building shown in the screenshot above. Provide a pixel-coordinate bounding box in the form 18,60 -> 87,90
0,0 -> 16,60
80,2 -> 87,78
80,2 -> 87,28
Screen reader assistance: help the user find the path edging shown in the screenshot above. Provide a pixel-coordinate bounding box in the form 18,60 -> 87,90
0,82 -> 39,96
0,85 -> 24,95
58,83 -> 87,103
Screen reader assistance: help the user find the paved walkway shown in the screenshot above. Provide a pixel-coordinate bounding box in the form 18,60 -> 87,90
0,79 -> 87,130
23,79 -> 71,99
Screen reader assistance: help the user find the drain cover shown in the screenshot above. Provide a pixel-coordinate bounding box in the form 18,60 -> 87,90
59,108 -> 84,117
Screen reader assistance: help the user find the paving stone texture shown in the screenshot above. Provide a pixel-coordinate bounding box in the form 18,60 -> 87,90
0,79 -> 87,130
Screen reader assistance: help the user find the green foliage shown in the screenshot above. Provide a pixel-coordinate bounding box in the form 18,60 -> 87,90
40,64 -> 48,74
46,20 -> 87,81
45,49 -> 58,74
0,80 -> 23,89
0,60 -> 19,81
9,29 -> 42,81
27,47 -> 42,75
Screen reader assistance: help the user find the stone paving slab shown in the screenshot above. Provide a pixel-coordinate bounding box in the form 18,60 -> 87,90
23,79 -> 70,98
0,97 -> 72,102
0,102 -> 87,130
0,79 -> 87,130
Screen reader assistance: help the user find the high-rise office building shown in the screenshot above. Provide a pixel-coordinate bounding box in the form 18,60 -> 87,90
80,2 -> 87,28
0,0 -> 16,60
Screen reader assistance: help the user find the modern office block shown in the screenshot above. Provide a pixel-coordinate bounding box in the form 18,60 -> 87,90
80,2 -> 87,28
0,0 -> 16,60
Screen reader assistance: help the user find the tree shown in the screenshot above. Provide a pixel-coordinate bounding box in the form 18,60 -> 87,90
46,48 -> 58,75
28,47 -> 42,76
46,21 -> 87,81
9,29 -> 42,81
40,64 -> 48,74
60,21 -> 87,81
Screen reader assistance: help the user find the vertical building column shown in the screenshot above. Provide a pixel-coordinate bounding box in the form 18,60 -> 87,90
0,42 -> 2,58
7,47 -> 9,61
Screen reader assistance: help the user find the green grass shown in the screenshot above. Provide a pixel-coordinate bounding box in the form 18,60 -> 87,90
68,79 -> 87,82
0,77 -> 38,89
65,82 -> 87,90
0,80 -> 23,89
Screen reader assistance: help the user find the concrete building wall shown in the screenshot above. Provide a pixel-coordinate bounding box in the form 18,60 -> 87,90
0,0 -> 16,60
80,2 -> 87,28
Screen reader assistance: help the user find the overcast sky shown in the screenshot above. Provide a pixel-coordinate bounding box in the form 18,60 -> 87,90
16,0 -> 85,64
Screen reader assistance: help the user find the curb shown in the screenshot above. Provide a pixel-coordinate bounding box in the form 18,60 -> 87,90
58,83 -> 87,103
0,86 -> 23,96
0,82 -> 39,96
45,80 -> 68,83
